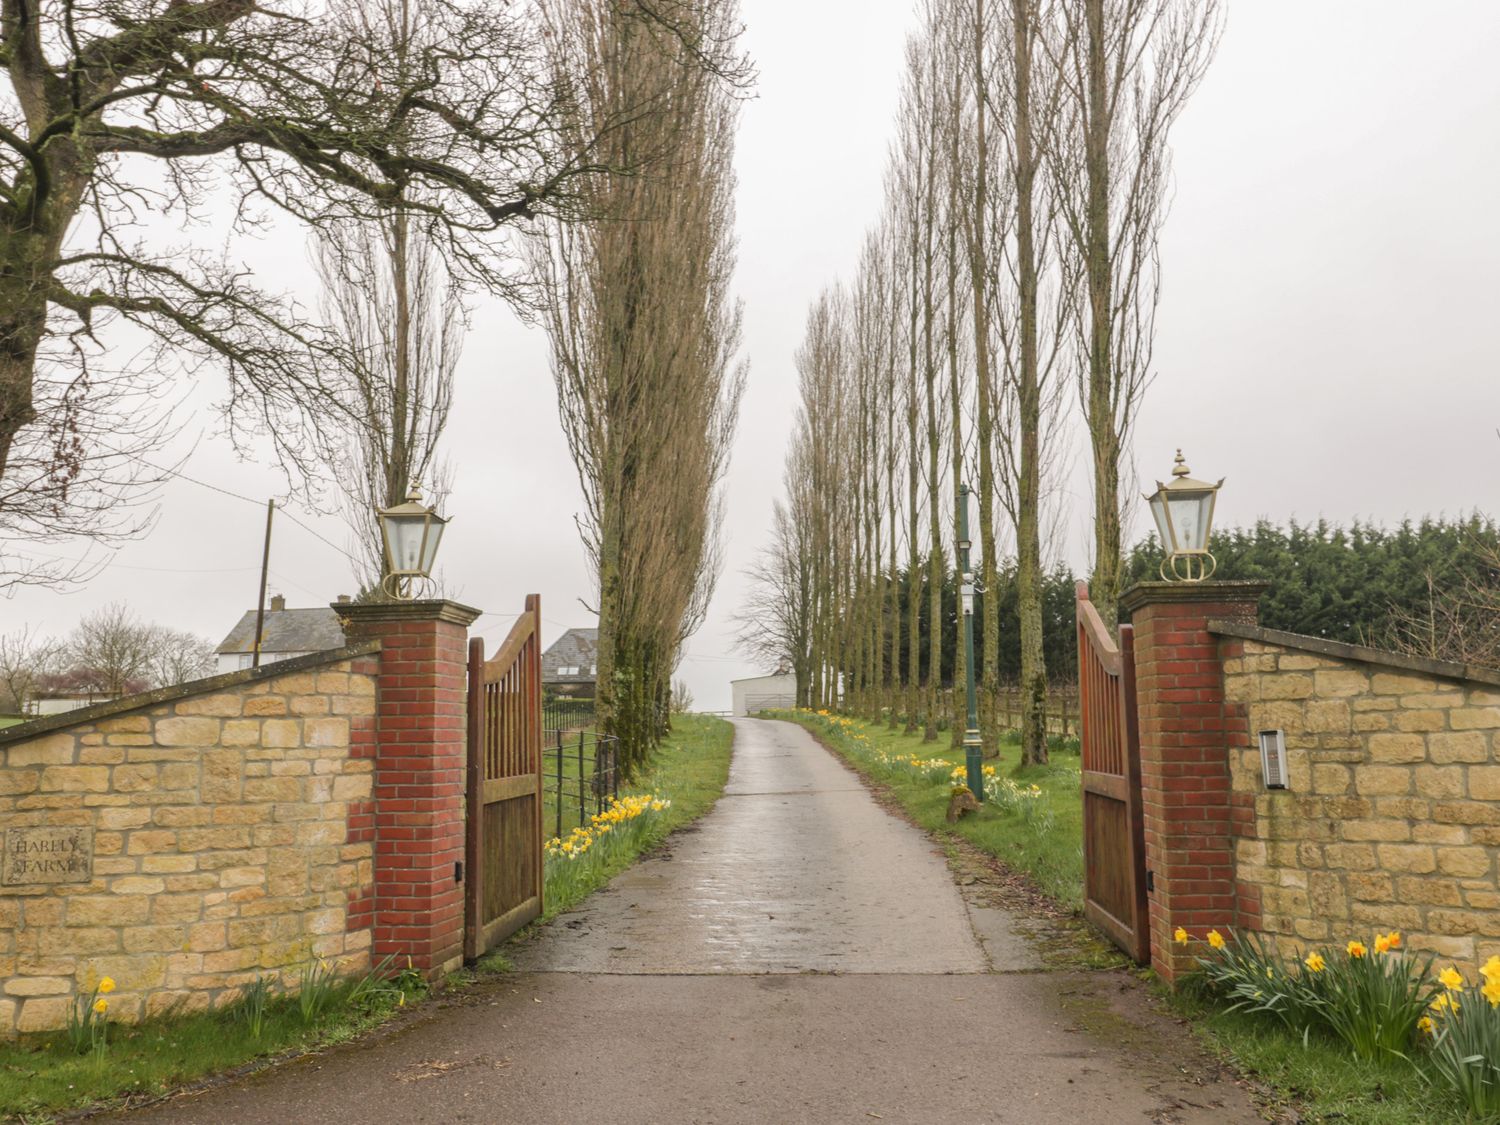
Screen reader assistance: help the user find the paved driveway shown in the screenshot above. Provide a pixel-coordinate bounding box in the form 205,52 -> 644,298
123,718 -> 1262,1124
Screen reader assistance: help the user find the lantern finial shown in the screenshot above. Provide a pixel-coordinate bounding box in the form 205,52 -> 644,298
1144,450 -> 1223,582
1171,450 -> 1190,478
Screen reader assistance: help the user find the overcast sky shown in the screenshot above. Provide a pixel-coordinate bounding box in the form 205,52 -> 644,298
5,1 -> 1500,711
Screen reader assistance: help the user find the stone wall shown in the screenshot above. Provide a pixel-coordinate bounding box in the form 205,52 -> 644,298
1216,622 -> 1500,965
0,645 -> 379,1037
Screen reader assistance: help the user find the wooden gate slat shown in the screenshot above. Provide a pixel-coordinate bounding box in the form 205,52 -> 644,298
464,595 -> 545,963
1076,580 -> 1150,964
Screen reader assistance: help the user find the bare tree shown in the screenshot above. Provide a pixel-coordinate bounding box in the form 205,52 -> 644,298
533,0 -> 749,772
0,0 -> 737,585
1049,0 -> 1223,627
0,625 -> 59,713
145,628 -> 217,687
65,603 -> 156,697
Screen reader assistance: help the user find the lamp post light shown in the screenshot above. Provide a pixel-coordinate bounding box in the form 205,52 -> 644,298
958,483 -> 984,801
1145,450 -> 1223,582
376,484 -> 449,600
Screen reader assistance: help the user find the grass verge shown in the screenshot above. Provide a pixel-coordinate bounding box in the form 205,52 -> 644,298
0,716 -> 733,1122
538,713 -> 733,921
0,965 -> 427,1121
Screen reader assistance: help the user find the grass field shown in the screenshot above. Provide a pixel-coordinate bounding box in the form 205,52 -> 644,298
0,716 -> 24,730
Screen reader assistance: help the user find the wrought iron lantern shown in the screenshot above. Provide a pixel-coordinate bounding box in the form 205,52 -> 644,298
1145,450 -> 1223,582
376,484 -> 448,599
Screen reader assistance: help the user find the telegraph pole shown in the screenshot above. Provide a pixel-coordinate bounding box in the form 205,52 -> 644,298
251,499 -> 275,669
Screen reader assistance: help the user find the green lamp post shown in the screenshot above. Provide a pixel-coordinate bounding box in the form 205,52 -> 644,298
958,483 -> 984,801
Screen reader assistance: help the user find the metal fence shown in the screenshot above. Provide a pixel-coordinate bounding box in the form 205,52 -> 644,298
544,696 -> 596,734
544,729 -> 621,840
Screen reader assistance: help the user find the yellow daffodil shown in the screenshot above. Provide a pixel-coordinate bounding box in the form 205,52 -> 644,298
1485,979 -> 1500,1008
1174,927 -> 1189,945
1440,967 -> 1465,991
1484,955 -> 1500,982
1385,931 -> 1401,950
1432,992 -> 1460,1015
1208,930 -> 1226,951
1417,1015 -> 1435,1035
1346,941 -> 1367,959
93,998 -> 108,1014
1305,951 -> 1326,973
1374,934 -> 1391,955
98,977 -> 115,994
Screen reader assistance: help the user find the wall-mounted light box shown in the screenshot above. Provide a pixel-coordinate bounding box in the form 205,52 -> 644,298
1259,729 -> 1288,790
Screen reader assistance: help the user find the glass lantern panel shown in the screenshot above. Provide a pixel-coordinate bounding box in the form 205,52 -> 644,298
1149,494 -> 1172,550
387,515 -> 428,573
1167,493 -> 1211,552
419,519 -> 446,573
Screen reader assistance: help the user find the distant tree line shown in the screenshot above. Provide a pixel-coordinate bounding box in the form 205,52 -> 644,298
0,605 -> 214,716
740,514 -> 1500,740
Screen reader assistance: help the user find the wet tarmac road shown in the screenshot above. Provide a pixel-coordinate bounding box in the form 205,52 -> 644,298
122,718 -> 1263,1124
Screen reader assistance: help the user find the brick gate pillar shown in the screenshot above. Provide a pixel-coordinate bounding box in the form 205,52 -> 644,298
335,599 -> 481,976
1120,581 -> 1266,984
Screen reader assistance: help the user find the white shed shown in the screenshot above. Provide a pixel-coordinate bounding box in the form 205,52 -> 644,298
731,673 -> 796,716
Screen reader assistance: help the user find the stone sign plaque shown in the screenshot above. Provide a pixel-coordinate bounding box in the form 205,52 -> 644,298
2,826 -> 94,886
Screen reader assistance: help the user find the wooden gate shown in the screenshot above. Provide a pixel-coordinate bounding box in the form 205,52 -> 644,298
464,595 -> 544,961
1076,580 -> 1150,963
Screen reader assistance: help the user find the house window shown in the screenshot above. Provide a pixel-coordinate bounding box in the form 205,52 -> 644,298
558,665 -> 579,676
589,665 -> 597,675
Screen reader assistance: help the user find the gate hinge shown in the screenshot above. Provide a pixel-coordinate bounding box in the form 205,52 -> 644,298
1146,869 -> 1155,893
454,860 -> 463,884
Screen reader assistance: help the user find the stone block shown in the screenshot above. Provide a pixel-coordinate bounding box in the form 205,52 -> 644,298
156,717 -> 221,747
330,695 -> 377,717
1469,767 -> 1500,800
187,923 -> 227,953
17,996 -> 71,1032
1409,933 -> 1476,960
151,895 -> 206,924
1395,876 -> 1463,907
112,764 -> 159,792
1454,708 -> 1500,731
244,697 -> 287,717
123,925 -> 185,953
1372,673 -> 1440,695
1377,844 -> 1437,874
221,720 -> 263,748
39,765 -> 110,792
154,805 -> 213,828
1311,765 -> 1350,794
220,867 -> 266,888
262,720 -> 302,749
1438,847 -> 1492,879
177,827 -> 252,852
68,895 -> 149,926
1346,872 -> 1393,901
1324,843 -> 1377,869
100,716 -> 151,734
1415,766 -> 1465,799
305,718 -> 349,749
1428,732 -> 1488,768
175,694 -> 244,718
0,768 -> 40,796
1306,701 -> 1352,733
4,976 -> 71,996
202,749 -> 245,803
161,763 -> 200,790
1315,670 -> 1369,698
290,695 -> 330,716
126,829 -> 179,855
1369,734 -> 1426,764
78,746 -> 127,765
1394,710 -> 1447,734
98,806 -> 152,830
1413,822 -> 1470,845
36,926 -> 118,956
1340,819 -> 1410,843
1354,766 -> 1412,796
6,734 -> 77,767
243,777 -> 302,802
110,876 -> 167,896
141,855 -> 198,875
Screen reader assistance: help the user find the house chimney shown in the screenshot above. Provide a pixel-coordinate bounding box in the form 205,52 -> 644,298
336,594 -> 352,604
270,594 -> 286,612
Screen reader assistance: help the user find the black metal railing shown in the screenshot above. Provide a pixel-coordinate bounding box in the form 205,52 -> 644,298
544,696 -> 596,735
544,729 -> 621,839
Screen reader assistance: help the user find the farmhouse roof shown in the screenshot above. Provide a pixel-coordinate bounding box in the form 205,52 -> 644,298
542,628 -> 598,684
215,607 -> 346,656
